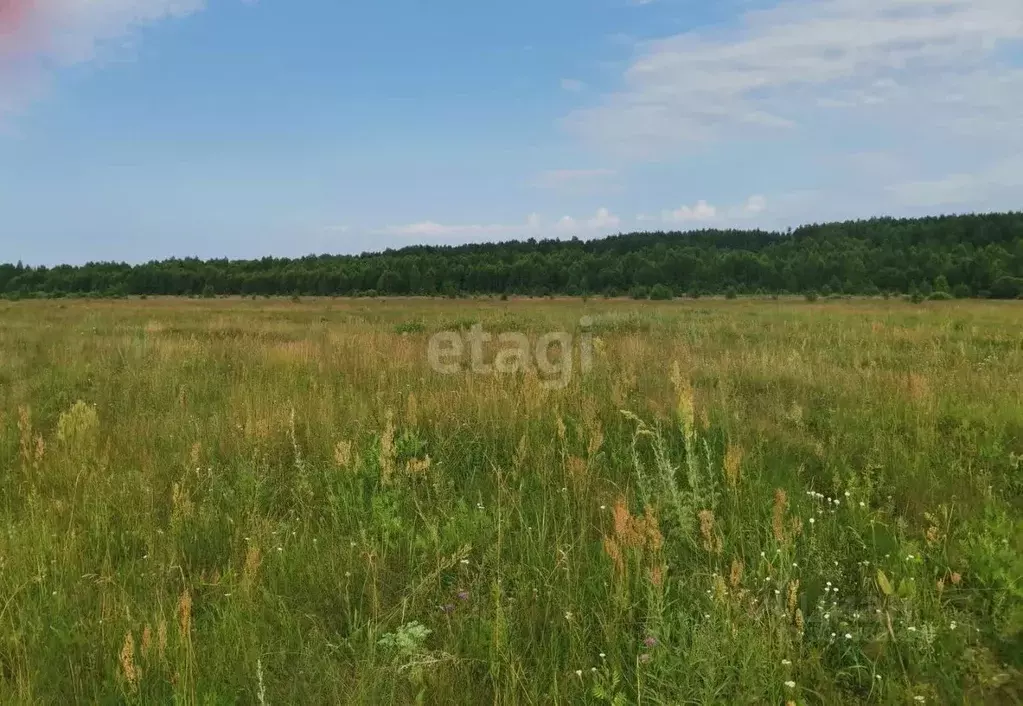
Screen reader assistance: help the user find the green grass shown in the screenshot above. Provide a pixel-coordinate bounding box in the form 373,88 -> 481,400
0,296 -> 1021,704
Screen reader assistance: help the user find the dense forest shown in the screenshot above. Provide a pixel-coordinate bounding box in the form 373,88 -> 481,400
4,212 -> 1023,299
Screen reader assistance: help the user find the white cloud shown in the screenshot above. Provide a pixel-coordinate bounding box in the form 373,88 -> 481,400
662,200 -> 717,224
554,208 -> 622,234
588,207 -> 620,230
566,0 -> 1023,156
652,195 -> 770,227
1,0 -> 207,117
743,194 -> 767,214
381,208 -> 622,242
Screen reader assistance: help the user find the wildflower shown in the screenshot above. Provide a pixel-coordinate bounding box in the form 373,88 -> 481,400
784,681 -> 796,689
591,667 -> 597,673
831,632 -> 836,638
824,613 -> 830,620
844,633 -> 852,639
460,559 -> 470,565
564,611 -> 574,621
600,505 -> 606,510
575,670 -> 583,678
809,518 -> 815,525
639,653 -> 652,663
906,554 -> 914,560
876,675 -> 882,681
859,501 -> 866,508
949,621 -> 957,630
781,659 -> 792,666
441,603 -> 455,614
908,626 -> 917,632
643,636 -> 657,648
599,652 -> 606,659
457,590 -> 469,601
914,697 -> 925,703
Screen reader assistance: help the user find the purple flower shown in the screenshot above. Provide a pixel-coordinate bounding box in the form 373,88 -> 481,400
457,590 -> 470,601
643,636 -> 658,648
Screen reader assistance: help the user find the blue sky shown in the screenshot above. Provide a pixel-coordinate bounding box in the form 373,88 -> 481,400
1,0 -> 1021,265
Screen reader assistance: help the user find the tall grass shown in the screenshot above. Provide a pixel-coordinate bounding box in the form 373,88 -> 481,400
0,297 -> 1020,703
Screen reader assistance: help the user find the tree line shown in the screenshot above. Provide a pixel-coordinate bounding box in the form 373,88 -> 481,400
3,212 -> 1023,300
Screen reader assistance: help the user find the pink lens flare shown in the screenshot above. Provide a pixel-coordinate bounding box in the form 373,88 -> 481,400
0,0 -> 32,36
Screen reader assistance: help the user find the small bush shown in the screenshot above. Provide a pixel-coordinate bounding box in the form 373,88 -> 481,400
649,284 -> 674,301
629,285 -> 649,300
394,319 -> 426,335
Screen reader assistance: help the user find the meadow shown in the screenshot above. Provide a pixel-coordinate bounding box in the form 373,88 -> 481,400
0,296 -> 1021,704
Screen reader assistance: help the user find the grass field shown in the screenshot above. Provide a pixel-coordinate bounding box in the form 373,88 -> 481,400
0,297 -> 1021,704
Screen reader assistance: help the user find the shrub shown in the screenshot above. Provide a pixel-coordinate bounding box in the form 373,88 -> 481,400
649,284 -> 674,301
724,287 -> 738,300
394,319 -> 426,335
992,276 -> 1023,300
629,285 -> 649,300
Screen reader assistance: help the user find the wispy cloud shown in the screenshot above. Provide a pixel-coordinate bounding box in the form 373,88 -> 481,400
566,0 -> 1023,156
887,156 -> 1023,208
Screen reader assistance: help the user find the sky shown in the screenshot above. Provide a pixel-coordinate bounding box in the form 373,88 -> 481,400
1,0 -> 1021,265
